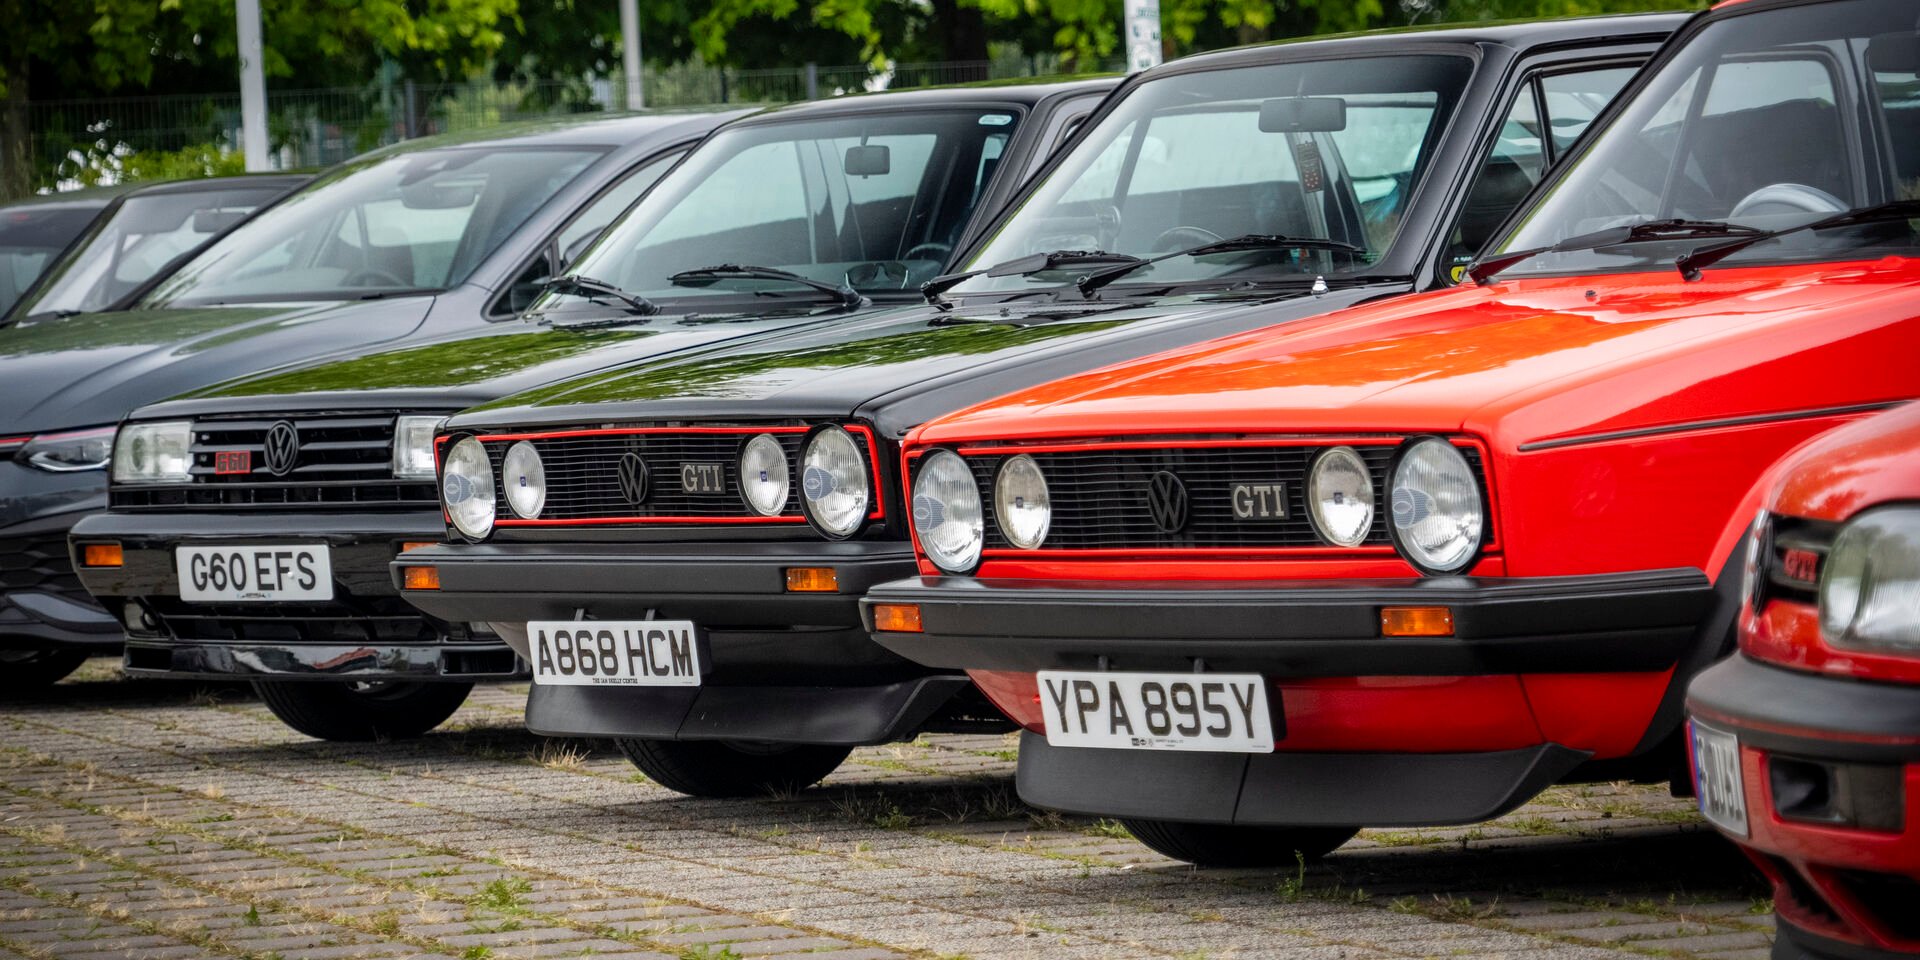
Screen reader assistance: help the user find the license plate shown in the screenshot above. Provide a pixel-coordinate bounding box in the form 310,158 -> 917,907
1691,720 -> 1749,837
528,620 -> 702,686
1037,670 -> 1274,753
176,545 -> 332,602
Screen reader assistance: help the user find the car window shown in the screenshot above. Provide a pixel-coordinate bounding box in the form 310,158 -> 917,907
557,149 -> 686,267
1541,66 -> 1640,156
144,146 -> 601,306
0,206 -> 100,318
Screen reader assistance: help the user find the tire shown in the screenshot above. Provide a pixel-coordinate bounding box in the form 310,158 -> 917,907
0,648 -> 91,693
615,737 -> 852,798
1120,819 -> 1359,867
253,680 -> 472,741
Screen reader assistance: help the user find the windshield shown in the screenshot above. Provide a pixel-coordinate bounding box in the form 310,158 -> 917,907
954,54 -> 1473,295
144,147 -> 601,306
0,205 -> 99,317
539,108 -> 1022,313
20,184 -> 287,317
1498,0 -> 1920,276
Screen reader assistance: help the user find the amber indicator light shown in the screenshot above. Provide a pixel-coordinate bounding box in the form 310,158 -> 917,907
80,543 -> 123,568
785,567 -> 840,593
401,566 -> 441,590
872,603 -> 923,633
1380,606 -> 1453,637
400,541 -> 438,553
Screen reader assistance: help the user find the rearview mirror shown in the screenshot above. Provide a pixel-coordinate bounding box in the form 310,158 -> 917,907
1869,32 -> 1920,75
1259,97 -> 1347,134
844,144 -> 891,177
401,182 -> 480,210
192,209 -> 248,233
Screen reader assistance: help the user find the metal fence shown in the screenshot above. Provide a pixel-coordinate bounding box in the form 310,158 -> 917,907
26,54 -> 1110,189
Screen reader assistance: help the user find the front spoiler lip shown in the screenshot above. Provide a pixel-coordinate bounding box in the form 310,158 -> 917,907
122,639 -> 525,681
524,674 -> 970,745
862,568 -> 1715,677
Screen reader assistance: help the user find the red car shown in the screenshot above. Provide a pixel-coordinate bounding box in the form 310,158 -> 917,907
1688,402 -> 1920,960
863,0 -> 1920,867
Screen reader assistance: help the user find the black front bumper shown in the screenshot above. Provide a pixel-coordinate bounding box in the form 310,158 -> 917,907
1688,653 -> 1920,764
70,511 -> 521,682
0,510 -> 120,653
863,568 -> 1715,677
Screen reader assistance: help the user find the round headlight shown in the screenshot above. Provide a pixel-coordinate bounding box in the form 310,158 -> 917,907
1389,438 -> 1483,574
800,426 -> 870,538
442,437 -> 496,540
914,449 -> 984,573
994,455 -> 1051,550
1820,508 -> 1920,653
1308,446 -> 1374,547
739,434 -> 790,517
502,441 -> 546,519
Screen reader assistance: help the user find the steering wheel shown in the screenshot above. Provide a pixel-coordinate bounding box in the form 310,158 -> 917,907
1152,226 -> 1224,252
902,242 -> 951,263
341,266 -> 411,289
1729,183 -> 1847,220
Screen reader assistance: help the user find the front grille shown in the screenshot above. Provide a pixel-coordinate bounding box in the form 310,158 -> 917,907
939,438 -> 1485,552
1762,514 -> 1839,609
112,413 -> 436,511
145,594 -> 445,645
0,535 -> 86,600
476,424 -> 881,526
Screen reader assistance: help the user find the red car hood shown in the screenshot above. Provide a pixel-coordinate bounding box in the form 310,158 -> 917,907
1773,398 -> 1920,523
916,257 -> 1920,452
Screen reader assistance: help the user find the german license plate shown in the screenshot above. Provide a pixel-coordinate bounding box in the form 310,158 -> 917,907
1691,720 -> 1749,837
176,545 -> 332,602
527,620 -> 701,686
1037,670 -> 1274,753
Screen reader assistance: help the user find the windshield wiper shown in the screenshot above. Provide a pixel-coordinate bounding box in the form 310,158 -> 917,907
1675,199 -> 1920,281
543,275 -> 659,316
669,264 -> 864,310
1467,219 -> 1765,286
920,250 -> 1141,308
1073,234 -> 1365,298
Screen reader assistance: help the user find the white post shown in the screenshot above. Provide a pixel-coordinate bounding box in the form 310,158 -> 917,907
1125,0 -> 1162,74
236,0 -> 269,170
620,0 -> 644,110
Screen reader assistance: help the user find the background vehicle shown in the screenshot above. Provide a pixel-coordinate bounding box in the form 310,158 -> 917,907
1689,402 -> 1920,960
0,187 -> 130,322
0,111 -> 732,692
68,80 -> 1115,739
397,15 -> 1680,797
3,174 -> 309,327
862,0 -> 1920,867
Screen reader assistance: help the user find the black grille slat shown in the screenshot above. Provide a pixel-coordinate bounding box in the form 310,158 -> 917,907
487,430 -> 811,522
146,595 -> 438,644
0,535 -> 86,600
113,412 -> 435,512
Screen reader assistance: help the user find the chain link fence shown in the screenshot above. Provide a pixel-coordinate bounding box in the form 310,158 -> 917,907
27,54 -> 1110,190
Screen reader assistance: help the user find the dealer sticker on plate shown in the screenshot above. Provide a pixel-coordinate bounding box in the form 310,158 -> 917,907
1037,670 -> 1275,753
1690,720 -> 1749,837
527,620 -> 702,686
176,545 -> 332,602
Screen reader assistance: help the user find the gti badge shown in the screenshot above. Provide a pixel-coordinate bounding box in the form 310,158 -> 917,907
615,452 -> 650,504
1145,470 -> 1189,534
681,462 -> 724,495
1231,483 -> 1287,520
262,421 -> 299,477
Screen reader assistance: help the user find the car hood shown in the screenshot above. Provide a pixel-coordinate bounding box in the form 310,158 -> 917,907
454,283 -> 1403,437
916,258 -> 1920,448
0,297 -> 435,435
136,302 -> 891,420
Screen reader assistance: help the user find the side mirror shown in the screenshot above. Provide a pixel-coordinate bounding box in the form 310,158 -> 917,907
192,209 -> 248,233
1869,32 -> 1920,76
1259,97 -> 1348,134
844,144 -> 891,177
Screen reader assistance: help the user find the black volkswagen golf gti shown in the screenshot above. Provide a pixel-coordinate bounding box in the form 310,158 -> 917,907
393,15 -> 1682,797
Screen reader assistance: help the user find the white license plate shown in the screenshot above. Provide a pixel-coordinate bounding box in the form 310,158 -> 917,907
1037,670 -> 1274,753
176,545 -> 333,602
1691,720 -> 1749,837
528,620 -> 702,687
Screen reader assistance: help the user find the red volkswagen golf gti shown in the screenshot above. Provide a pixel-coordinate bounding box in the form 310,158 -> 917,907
863,0 -> 1920,866
1688,402 -> 1920,960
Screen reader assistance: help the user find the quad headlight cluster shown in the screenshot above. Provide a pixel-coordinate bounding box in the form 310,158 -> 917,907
1818,507 -> 1920,655
911,437 -> 1485,576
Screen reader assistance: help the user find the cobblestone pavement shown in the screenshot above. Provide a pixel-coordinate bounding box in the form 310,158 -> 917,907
0,663 -> 1774,960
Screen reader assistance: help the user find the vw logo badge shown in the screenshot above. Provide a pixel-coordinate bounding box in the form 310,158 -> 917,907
1145,470 -> 1189,534
262,421 -> 300,477
615,452 -> 650,505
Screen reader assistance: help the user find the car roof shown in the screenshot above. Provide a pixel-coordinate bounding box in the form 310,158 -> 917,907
356,109 -> 743,156
0,183 -> 139,211
122,174 -> 312,198
1157,11 -> 1689,73
731,75 -> 1121,125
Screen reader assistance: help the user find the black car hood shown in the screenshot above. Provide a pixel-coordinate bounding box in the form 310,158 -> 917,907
455,283 -> 1407,438
0,297 -> 434,435
135,301 -> 907,420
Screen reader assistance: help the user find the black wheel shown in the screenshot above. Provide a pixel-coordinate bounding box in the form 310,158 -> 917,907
253,680 -> 472,741
1119,819 -> 1358,867
0,648 -> 91,693
615,737 -> 852,798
